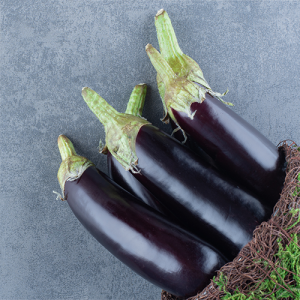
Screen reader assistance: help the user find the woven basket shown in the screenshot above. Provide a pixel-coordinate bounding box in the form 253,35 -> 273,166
162,141 -> 300,300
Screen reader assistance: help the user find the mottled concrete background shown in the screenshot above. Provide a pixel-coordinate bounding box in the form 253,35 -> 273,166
1,0 -> 300,299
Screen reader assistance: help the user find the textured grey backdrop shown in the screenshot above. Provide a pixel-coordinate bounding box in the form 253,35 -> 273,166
1,1 -> 300,299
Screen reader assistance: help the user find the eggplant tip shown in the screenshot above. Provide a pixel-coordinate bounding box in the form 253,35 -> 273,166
57,135 -> 71,148
138,83 -> 146,86
81,87 -> 89,97
145,44 -> 152,51
58,134 -> 66,142
156,9 -> 165,16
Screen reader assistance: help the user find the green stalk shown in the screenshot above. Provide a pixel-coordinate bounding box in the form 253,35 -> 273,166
146,44 -> 175,86
57,135 -> 94,196
58,134 -> 77,161
81,87 -> 121,129
82,87 -> 150,172
150,9 -> 232,129
125,83 -> 147,117
154,9 -> 211,88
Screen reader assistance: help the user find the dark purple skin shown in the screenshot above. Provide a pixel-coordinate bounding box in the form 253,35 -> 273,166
129,124 -> 272,260
64,166 -> 227,298
171,94 -> 286,207
107,151 -> 170,216
170,119 -> 218,169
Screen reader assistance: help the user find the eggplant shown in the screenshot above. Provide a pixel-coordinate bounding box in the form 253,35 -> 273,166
57,135 -> 227,298
105,84 -> 170,216
145,9 -> 286,207
107,151 -> 174,217
169,118 -> 218,169
82,87 -> 272,260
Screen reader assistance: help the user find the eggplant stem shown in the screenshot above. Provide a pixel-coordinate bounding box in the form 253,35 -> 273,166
153,9 -> 233,118
82,87 -> 150,172
125,83 -> 147,117
154,9 -> 208,86
155,9 -> 182,57
145,44 -> 175,86
57,135 -> 94,196
58,134 -> 77,160
82,87 -> 121,127
94,84 -> 148,155
154,9 -> 187,76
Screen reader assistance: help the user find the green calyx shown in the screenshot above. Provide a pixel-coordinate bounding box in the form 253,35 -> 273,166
150,9 -> 231,132
155,9 -> 211,88
146,44 -> 207,123
57,135 -> 94,198
82,86 -> 150,172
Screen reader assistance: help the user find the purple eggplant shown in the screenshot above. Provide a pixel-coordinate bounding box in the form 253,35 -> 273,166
146,10 -> 286,207
105,84 -> 170,216
107,152 -> 172,216
82,87 -> 272,260
170,118 -> 218,169
56,135 -> 227,298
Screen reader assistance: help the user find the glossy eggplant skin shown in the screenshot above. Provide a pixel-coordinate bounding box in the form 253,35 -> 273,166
107,151 -> 170,216
130,124 -> 272,260
171,94 -> 286,207
170,119 -> 218,169
64,166 -> 227,298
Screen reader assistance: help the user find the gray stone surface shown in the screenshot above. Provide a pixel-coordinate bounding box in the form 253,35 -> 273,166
1,0 -> 300,299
